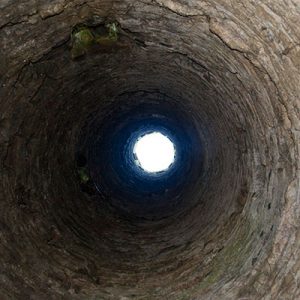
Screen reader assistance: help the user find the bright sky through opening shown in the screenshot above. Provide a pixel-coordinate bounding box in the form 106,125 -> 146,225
133,132 -> 175,173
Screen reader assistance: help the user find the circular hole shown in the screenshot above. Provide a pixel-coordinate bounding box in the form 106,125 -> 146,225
133,131 -> 176,173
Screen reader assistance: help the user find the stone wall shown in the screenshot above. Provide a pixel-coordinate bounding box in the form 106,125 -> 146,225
0,0 -> 299,299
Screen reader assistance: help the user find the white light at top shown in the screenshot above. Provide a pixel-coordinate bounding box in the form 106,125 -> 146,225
133,132 -> 175,173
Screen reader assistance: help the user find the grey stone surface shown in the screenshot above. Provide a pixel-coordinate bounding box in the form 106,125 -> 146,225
0,0 -> 299,299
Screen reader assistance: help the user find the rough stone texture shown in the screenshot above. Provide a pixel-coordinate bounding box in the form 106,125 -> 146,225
0,0 -> 299,299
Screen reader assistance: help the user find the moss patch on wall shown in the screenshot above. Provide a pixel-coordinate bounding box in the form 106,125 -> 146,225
70,22 -> 120,59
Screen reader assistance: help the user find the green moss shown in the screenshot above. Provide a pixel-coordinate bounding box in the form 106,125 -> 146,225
70,22 -> 119,59
77,167 -> 89,184
177,292 -> 191,300
197,269 -> 223,290
197,220 -> 254,291
94,22 -> 119,45
71,25 -> 95,59
74,28 -> 94,46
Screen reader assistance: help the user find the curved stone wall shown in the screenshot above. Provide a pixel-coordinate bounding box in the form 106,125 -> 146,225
0,1 -> 299,299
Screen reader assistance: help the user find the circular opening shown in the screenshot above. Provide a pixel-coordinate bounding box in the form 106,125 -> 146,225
133,132 -> 176,173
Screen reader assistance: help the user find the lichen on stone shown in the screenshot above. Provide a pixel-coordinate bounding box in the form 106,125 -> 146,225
106,22 -> 118,41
